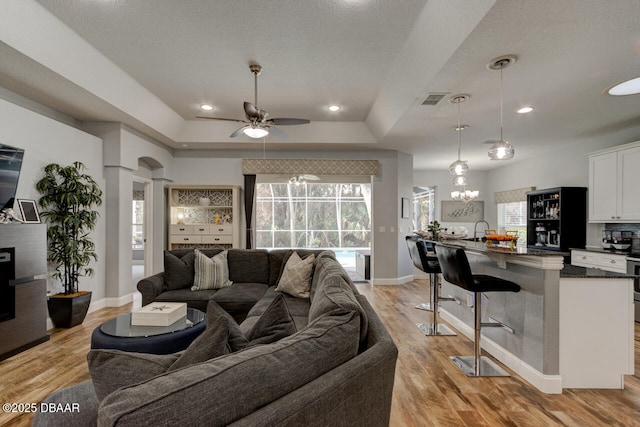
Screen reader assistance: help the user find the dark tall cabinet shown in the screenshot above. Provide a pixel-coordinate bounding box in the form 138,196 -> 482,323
526,187 -> 587,252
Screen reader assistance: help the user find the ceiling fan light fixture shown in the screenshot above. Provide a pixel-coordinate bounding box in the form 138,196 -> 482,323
243,126 -> 269,139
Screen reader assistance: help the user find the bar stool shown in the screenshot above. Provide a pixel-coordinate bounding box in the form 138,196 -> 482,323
405,236 -> 456,336
435,244 -> 520,377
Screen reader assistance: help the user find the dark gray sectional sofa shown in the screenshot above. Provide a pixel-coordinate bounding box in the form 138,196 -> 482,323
33,248 -> 398,426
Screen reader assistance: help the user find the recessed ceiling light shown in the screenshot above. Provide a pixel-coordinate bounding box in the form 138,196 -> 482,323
517,106 -> 534,114
607,76 -> 640,96
327,105 -> 341,112
199,104 -> 214,111
181,143 -> 189,148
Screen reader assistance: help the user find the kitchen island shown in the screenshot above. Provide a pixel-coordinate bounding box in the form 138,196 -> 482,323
432,240 -> 634,393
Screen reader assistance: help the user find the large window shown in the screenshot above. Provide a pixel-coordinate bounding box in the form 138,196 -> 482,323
497,201 -> 527,246
255,182 -> 371,249
412,186 -> 435,231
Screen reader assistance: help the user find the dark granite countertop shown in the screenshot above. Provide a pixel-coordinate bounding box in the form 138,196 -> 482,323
435,239 -> 568,257
561,264 -> 638,279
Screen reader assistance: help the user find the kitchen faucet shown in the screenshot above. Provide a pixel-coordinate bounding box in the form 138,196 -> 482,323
473,220 -> 490,241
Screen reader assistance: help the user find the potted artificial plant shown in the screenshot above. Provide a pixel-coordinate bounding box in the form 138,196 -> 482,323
36,162 -> 103,328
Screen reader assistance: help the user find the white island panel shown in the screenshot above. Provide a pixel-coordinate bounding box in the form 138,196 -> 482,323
559,277 -> 634,388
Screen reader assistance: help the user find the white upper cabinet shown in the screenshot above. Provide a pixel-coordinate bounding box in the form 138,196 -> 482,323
589,141 -> 640,222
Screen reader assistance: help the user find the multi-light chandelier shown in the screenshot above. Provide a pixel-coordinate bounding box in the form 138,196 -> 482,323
448,94 -> 479,203
485,55 -> 517,161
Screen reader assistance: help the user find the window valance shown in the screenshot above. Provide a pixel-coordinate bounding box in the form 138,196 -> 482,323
242,159 -> 379,176
494,187 -> 536,204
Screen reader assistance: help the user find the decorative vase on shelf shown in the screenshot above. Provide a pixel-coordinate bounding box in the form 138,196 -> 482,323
198,197 -> 211,206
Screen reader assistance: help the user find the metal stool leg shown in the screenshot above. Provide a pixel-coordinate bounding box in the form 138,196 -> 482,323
416,273 -> 456,336
449,292 -> 510,376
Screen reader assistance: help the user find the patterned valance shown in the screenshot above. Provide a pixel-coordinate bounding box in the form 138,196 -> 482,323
494,187 -> 536,204
242,159 -> 379,176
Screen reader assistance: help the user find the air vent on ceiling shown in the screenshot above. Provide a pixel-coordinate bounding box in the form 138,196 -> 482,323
421,92 -> 449,106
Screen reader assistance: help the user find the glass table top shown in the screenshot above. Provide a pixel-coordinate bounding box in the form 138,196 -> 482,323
100,307 -> 205,338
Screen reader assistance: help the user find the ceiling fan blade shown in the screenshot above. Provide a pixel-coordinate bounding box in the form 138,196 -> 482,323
268,118 -> 310,126
266,126 -> 288,139
196,116 -> 247,123
244,102 -> 260,119
230,126 -> 249,138
300,174 -> 320,180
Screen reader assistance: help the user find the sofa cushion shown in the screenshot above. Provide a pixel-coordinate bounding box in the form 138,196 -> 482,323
164,250 -> 195,290
227,249 -> 270,284
211,282 -> 269,318
87,350 -> 179,402
309,274 -> 368,345
98,310 -> 361,426
275,252 -> 315,298
191,249 -> 232,291
168,316 -> 231,371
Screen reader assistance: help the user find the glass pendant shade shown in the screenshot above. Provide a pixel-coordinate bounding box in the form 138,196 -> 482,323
449,159 -> 469,176
487,140 -> 515,160
453,175 -> 468,186
243,126 -> 269,138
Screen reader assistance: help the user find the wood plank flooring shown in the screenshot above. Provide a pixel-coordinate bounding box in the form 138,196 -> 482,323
0,279 -> 638,426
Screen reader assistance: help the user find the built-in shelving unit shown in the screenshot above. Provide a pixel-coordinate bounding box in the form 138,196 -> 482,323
526,187 -> 587,252
168,185 -> 241,250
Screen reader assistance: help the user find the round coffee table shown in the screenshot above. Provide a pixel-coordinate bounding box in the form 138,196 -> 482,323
91,308 -> 206,354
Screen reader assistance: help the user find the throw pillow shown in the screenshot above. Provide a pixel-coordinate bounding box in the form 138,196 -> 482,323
245,293 -> 297,345
164,250 -> 195,290
275,251 -> 315,298
191,249 -> 232,291
168,316 -> 231,371
88,350 -> 179,402
206,299 -> 249,352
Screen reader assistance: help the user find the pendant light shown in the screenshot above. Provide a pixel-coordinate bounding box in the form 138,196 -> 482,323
448,94 -> 469,176
448,94 -> 479,203
486,55 -> 517,160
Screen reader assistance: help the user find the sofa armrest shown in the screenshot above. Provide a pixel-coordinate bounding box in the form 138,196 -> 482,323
137,272 -> 165,306
32,380 -> 98,427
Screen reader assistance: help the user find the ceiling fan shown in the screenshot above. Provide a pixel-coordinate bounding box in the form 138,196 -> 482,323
197,64 -> 310,139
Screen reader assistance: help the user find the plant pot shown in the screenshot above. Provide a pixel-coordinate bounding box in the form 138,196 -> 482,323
47,291 -> 92,328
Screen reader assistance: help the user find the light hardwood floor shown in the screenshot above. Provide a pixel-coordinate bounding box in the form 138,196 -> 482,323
1,279 -> 638,426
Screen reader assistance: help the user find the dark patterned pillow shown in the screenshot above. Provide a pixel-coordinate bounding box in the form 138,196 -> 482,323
164,250 -> 195,290
245,293 -> 297,345
206,294 -> 297,351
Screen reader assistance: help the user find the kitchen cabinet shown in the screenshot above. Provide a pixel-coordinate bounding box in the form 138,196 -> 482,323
526,187 -> 587,252
168,186 -> 241,249
570,249 -> 627,274
589,141 -> 640,222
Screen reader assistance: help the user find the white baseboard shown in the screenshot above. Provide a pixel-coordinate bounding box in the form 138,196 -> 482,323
372,275 -> 413,285
439,309 -> 563,394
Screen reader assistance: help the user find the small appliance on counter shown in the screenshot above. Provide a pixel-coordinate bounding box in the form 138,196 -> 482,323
602,230 -> 633,251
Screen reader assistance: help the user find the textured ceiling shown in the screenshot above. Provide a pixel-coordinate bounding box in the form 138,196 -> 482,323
2,0 -> 640,170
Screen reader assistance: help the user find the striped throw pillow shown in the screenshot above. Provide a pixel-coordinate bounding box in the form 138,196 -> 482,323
191,249 -> 232,291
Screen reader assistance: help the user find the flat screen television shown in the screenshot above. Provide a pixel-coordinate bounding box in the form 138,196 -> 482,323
0,143 -> 25,210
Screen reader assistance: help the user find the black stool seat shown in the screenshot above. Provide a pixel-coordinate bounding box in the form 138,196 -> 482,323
435,245 -> 520,377
405,236 -> 455,336
437,245 -> 520,294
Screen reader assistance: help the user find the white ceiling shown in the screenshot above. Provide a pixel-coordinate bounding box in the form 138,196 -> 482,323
2,0 -> 640,170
